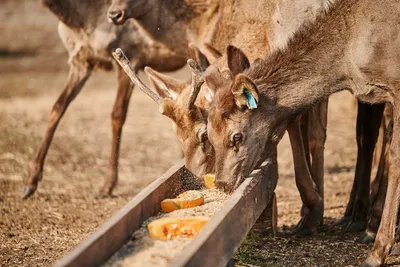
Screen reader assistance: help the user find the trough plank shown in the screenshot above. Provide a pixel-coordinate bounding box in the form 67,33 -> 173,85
170,160 -> 278,267
54,160 -> 186,267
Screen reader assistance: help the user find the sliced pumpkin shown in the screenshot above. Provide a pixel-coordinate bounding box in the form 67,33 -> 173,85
161,190 -> 204,213
148,217 -> 209,240
204,174 -> 216,189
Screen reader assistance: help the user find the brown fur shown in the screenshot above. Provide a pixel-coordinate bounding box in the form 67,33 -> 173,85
22,0 -> 189,199
127,0 -> 330,234
207,0 -> 400,265
144,56 -> 215,179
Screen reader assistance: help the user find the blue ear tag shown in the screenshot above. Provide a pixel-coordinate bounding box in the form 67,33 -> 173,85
244,88 -> 257,109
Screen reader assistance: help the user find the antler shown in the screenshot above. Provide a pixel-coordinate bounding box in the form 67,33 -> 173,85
187,59 -> 205,109
112,48 -> 161,104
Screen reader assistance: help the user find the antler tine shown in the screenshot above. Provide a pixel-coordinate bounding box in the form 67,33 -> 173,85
187,59 -> 205,109
112,48 -> 161,104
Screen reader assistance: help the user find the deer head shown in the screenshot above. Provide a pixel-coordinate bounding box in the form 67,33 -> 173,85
114,44 -> 217,179
146,61 -> 217,179
206,45 -> 285,193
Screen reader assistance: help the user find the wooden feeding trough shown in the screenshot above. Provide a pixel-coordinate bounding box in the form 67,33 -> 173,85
54,159 -> 278,267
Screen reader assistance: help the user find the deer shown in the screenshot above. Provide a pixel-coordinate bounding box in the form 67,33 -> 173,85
205,0 -> 400,265
108,0 -> 394,244
113,46 -> 216,181
22,0 -> 191,199
109,0 -> 333,235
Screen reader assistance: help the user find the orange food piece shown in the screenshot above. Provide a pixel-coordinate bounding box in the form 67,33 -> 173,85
161,190 -> 204,213
148,217 -> 209,240
204,174 -> 216,189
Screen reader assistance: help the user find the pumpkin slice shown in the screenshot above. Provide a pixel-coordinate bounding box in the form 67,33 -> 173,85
148,217 -> 209,240
161,190 -> 204,213
204,174 -> 216,189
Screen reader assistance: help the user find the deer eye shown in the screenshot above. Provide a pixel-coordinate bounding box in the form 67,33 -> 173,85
232,133 -> 242,145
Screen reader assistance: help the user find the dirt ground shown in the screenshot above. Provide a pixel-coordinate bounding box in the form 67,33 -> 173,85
0,1 -> 387,266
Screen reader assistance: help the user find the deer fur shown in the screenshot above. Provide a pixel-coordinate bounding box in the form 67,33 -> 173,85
206,0 -> 400,265
22,0 -> 188,199
115,0 -> 331,234
111,0 -> 390,241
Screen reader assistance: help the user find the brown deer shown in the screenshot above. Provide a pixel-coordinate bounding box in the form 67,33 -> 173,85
113,47 -> 216,180
22,0 -> 189,199
205,0 -> 400,264
110,0 -> 331,234
109,0 -> 393,239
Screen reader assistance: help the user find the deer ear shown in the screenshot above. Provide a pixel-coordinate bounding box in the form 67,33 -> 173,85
159,98 -> 177,120
189,43 -> 210,72
231,74 -> 259,110
144,67 -> 186,100
227,45 -> 250,76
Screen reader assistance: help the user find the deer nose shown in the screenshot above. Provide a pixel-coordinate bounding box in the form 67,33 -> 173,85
108,10 -> 125,24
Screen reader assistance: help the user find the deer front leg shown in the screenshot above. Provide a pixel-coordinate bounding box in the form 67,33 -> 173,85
288,116 -> 323,236
361,105 -> 399,267
22,65 -> 92,199
345,102 -> 384,232
361,105 -> 392,244
98,68 -> 134,197
307,100 -> 328,224
334,102 -> 383,228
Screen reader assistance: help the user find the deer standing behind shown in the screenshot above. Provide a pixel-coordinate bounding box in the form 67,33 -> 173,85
205,0 -> 400,265
111,0 -> 332,235
22,0 -> 189,199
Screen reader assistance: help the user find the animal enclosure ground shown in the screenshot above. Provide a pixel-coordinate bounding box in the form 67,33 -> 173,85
0,1 -> 393,266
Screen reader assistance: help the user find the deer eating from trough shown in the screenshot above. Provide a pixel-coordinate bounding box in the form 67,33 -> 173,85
109,0 -> 395,241
206,0 -> 400,265
109,0 -> 333,235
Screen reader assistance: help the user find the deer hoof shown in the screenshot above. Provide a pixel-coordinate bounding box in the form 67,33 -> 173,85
345,220 -> 367,233
291,226 -> 313,236
358,232 -> 376,244
331,215 -> 352,227
95,192 -> 111,199
95,188 -> 115,199
359,258 -> 381,267
21,185 -> 37,200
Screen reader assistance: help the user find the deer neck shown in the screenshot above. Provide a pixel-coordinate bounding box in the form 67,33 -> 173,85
134,0 -> 220,50
252,0 -> 361,120
44,0 -> 108,30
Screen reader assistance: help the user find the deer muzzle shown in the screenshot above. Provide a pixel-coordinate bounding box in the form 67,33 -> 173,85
108,9 -> 126,24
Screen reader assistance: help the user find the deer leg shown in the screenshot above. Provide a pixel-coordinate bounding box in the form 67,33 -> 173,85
345,102 -> 384,232
369,118 -> 386,212
22,65 -> 92,199
288,115 -> 323,236
360,105 -> 399,267
360,105 -> 393,244
298,110 -> 312,219
307,100 -> 328,225
98,69 -> 134,197
334,102 -> 380,226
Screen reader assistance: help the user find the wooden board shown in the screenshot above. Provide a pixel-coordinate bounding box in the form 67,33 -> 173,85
55,159 -> 278,267
170,159 -> 278,267
54,160 -> 187,267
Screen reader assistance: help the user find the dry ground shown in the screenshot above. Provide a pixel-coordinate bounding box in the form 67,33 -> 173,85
0,1 -> 386,266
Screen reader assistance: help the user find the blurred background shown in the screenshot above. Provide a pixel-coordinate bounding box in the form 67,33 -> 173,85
0,0 -> 370,266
